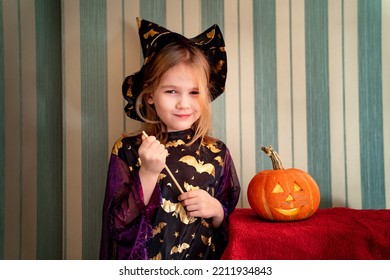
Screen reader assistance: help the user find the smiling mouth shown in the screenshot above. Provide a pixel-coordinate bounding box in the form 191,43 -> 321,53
275,207 -> 301,216
175,114 -> 191,119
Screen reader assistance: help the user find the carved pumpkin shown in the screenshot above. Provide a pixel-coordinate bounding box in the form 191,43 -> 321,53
247,145 -> 320,221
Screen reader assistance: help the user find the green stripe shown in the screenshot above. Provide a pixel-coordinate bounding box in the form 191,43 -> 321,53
80,0 -> 108,260
140,0 -> 166,26
0,0 -> 4,260
253,0 -> 278,171
35,0 -> 63,259
358,0 -> 385,209
305,0 -> 332,208
201,0 -> 226,142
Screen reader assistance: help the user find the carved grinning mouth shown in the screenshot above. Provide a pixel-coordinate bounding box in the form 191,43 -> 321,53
275,207 -> 302,216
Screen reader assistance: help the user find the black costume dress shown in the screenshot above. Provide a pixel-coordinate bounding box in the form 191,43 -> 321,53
99,129 -> 241,260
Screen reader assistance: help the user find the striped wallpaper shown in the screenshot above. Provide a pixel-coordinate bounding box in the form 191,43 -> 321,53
0,0 -> 389,260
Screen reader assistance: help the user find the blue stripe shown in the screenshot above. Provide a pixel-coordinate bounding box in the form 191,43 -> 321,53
80,0 -> 108,259
305,0 -> 332,208
140,0 -> 166,26
201,0 -> 226,142
358,0 -> 385,209
35,0 -> 63,259
253,0 -> 278,171
0,0 -> 4,260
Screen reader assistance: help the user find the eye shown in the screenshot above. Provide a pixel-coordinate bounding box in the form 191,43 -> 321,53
165,89 -> 177,94
293,183 -> 302,192
272,183 -> 284,193
190,90 -> 200,95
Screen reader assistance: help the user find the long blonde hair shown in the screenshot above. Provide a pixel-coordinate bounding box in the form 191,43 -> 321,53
133,42 -> 217,145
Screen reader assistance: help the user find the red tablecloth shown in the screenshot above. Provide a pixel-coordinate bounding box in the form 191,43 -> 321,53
221,207 -> 390,260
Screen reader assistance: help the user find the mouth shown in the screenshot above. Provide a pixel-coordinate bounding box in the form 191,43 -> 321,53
274,207 -> 302,216
174,114 -> 192,119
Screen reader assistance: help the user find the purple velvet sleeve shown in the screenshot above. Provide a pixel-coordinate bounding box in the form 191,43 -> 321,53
213,147 -> 241,258
99,154 -> 161,259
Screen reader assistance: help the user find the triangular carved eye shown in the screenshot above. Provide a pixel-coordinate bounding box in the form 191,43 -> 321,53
272,183 -> 284,193
294,183 -> 302,192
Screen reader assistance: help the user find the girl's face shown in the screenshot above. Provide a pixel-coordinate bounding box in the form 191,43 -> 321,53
147,63 -> 203,132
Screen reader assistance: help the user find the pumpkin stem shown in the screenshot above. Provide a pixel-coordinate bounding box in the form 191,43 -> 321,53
261,145 -> 284,170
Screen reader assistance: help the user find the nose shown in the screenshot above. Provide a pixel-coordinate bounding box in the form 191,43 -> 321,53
176,94 -> 190,109
285,194 -> 294,202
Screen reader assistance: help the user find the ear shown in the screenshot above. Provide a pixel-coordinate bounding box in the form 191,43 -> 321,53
147,93 -> 154,104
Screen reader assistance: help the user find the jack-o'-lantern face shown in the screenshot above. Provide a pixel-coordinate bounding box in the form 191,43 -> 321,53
270,182 -> 303,217
260,170 -> 320,221
247,146 -> 321,221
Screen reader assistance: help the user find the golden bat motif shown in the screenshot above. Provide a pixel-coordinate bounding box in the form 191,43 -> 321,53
111,138 -> 123,156
143,29 -> 159,39
213,60 -> 225,73
149,252 -> 162,260
152,222 -> 167,237
179,155 -> 215,177
214,156 -> 223,166
170,243 -> 190,255
206,29 -> 215,39
201,235 -> 215,252
205,143 -> 221,153
201,218 -> 211,228
161,198 -> 197,224
158,173 -> 166,181
165,139 -> 185,147
183,182 -> 200,192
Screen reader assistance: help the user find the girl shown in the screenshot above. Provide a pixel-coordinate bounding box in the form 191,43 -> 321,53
99,18 -> 241,260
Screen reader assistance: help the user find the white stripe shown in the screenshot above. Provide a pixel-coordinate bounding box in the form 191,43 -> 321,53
166,0 -> 183,33
290,0 -> 308,171
328,0 -> 346,207
20,0 -> 37,259
3,0 -> 21,259
239,0 -> 256,208
183,0 -> 201,37
224,0 -> 242,203
382,0 -> 390,208
344,0 -> 361,208
63,0 -> 82,259
107,0 -> 125,153
124,0 -> 142,133
275,0 -> 293,168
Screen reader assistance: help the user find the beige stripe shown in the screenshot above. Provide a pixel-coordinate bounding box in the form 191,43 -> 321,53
20,0 -> 37,259
291,0 -> 308,171
107,1 -> 125,154
275,0 -> 293,168
3,0 -> 21,260
344,0 -> 361,208
183,0 -> 201,37
224,0 -> 242,206
382,0 -> 390,208
239,0 -> 256,208
63,0 -> 82,259
328,0 -> 346,207
124,0 -> 142,133
166,0 -> 182,33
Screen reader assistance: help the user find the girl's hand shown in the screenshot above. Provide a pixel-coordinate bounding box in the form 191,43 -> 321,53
138,135 -> 168,205
178,189 -> 224,228
138,135 -> 167,175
